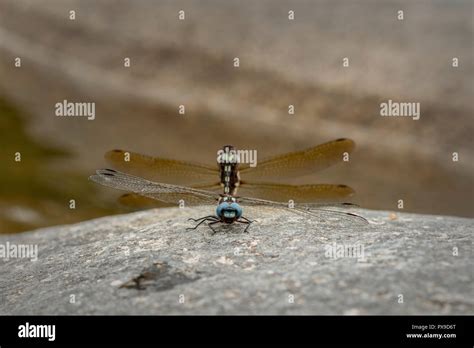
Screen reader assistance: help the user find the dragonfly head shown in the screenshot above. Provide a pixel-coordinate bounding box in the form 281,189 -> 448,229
216,197 -> 242,223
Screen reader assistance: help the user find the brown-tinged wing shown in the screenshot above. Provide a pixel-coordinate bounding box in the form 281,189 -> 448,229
239,138 -> 355,181
236,182 -> 354,203
105,149 -> 219,185
90,169 -> 218,206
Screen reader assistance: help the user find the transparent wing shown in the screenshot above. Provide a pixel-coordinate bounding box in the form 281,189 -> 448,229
105,149 -> 219,185
240,138 -> 355,181
90,169 -> 218,206
118,193 -> 174,208
117,181 -> 222,209
236,195 -> 368,225
237,182 -> 354,202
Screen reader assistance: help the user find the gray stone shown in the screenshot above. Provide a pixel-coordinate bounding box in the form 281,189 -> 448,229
0,207 -> 472,314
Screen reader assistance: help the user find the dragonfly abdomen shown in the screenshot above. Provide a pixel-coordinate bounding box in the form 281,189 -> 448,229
219,145 -> 241,196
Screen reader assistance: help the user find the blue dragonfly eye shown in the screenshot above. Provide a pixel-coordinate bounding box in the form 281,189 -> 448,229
216,203 -> 226,217
216,202 -> 242,219
230,202 -> 242,218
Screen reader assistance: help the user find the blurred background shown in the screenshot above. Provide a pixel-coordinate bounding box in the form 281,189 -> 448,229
0,0 -> 472,234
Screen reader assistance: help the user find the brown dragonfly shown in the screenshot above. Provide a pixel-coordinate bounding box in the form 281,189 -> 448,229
90,138 -> 367,233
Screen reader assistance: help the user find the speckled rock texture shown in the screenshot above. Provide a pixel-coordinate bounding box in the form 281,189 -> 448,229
0,207 -> 472,314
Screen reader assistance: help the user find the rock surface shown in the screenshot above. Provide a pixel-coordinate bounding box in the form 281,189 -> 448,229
0,207 -> 472,315
1,0 -> 473,227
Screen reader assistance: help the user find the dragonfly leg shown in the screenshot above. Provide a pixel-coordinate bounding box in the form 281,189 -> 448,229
207,220 -> 222,234
236,219 -> 253,233
188,215 -> 216,222
186,216 -> 219,231
239,216 -> 256,223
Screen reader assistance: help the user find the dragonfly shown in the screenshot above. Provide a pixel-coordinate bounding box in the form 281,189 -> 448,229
89,138 -> 367,233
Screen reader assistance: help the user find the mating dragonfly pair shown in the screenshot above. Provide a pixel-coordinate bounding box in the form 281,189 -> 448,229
90,138 -> 367,233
